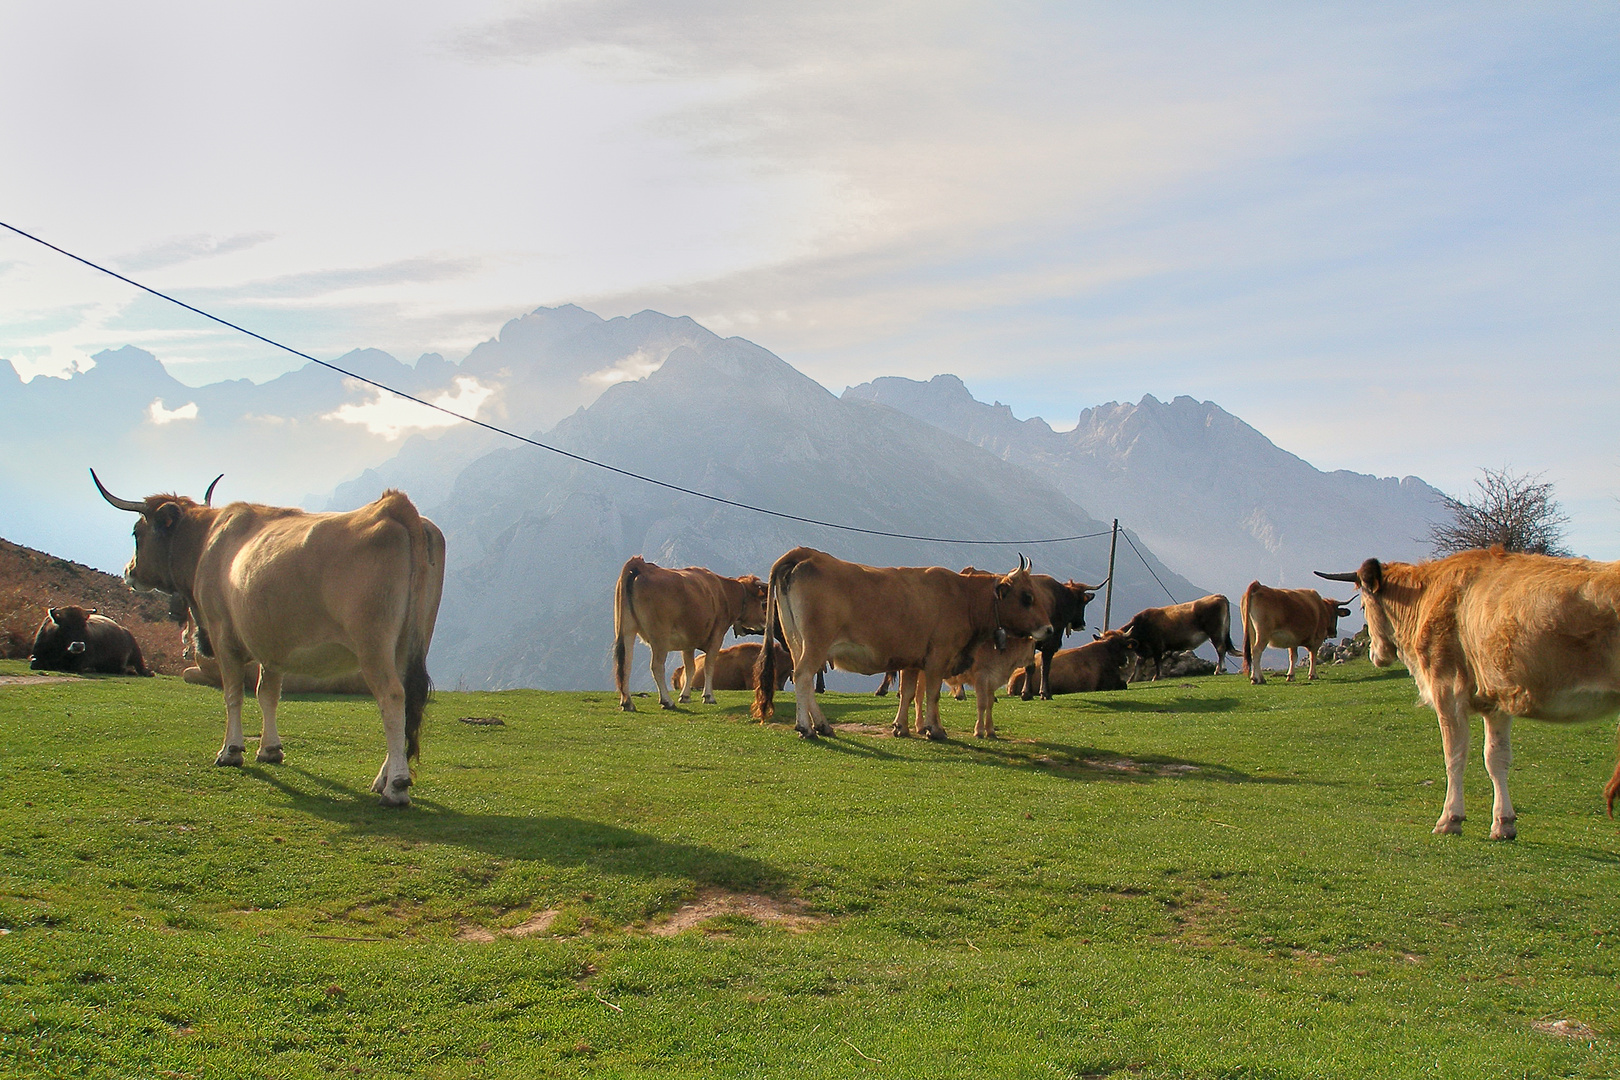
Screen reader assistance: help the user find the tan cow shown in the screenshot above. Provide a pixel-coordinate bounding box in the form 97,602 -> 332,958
895,635 -> 1036,739
670,642 -> 792,693
92,471 -> 444,807
613,557 -> 768,711
1240,582 -> 1352,684
1318,551 -> 1620,839
1118,595 -> 1238,680
751,549 -> 1055,739
1007,630 -> 1134,696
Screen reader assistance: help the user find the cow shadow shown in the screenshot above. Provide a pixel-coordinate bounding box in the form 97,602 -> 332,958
1080,696 -> 1243,715
251,766 -> 790,895
932,734 -> 1302,785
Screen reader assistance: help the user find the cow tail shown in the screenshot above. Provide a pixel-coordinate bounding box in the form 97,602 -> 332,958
1240,583 -> 1255,676
1219,599 -> 1239,657
614,558 -> 643,704
388,493 -> 435,764
751,572 -> 782,721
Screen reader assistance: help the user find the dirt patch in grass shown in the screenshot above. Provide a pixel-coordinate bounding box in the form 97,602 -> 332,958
648,889 -> 825,936
1532,1019 -> 1596,1039
0,674 -> 78,687
454,908 -> 560,942
833,722 -> 893,736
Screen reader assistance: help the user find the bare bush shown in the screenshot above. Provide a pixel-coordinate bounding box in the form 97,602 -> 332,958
1428,467 -> 1571,557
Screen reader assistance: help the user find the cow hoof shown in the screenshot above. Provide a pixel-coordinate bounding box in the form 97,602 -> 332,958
797,728 -> 819,740
1250,676 -> 1265,686
924,728 -> 947,742
215,745 -> 245,767
1490,817 -> 1517,841
256,745 -> 284,765
378,789 -> 411,808
891,724 -> 910,738
702,695 -> 717,705
620,701 -> 635,713
660,701 -> 677,711
1432,815 -> 1464,835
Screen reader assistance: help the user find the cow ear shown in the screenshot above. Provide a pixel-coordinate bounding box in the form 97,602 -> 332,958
1358,558 -> 1383,594
153,502 -> 183,532
995,582 -> 1011,600
48,607 -> 59,621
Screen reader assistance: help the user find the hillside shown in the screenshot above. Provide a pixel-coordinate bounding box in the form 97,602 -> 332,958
0,537 -> 185,673
843,375 -> 1445,599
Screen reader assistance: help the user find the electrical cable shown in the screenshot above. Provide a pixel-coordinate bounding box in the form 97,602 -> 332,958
1120,527 -> 1178,604
2,219 -> 1114,547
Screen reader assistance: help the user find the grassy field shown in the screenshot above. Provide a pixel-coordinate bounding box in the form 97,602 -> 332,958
1,658 -> 1617,1079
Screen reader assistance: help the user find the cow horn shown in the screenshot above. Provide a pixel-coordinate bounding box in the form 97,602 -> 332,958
1018,553 -> 1029,572
90,469 -> 147,513
203,474 -> 223,506
1314,570 -> 1360,583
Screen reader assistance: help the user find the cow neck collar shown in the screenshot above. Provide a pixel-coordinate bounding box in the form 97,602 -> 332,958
989,590 -> 1009,651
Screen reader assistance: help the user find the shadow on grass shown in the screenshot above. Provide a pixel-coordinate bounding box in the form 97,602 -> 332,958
1081,696 -> 1242,715
251,766 -> 790,895
931,735 -> 1305,786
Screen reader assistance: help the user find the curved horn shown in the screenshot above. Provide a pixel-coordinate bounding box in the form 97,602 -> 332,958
203,474 -> 223,506
1314,570 -> 1360,583
90,468 -> 147,513
1018,553 -> 1029,572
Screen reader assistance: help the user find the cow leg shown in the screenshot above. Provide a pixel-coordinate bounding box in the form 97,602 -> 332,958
255,669 -> 285,764
699,636 -> 722,705
216,657 -> 249,767
891,670 -> 916,737
793,658 -> 831,738
1040,647 -> 1055,701
358,657 -> 413,807
677,649 -> 697,705
1483,712 -> 1516,840
1432,694 -> 1470,834
875,671 -> 894,697
975,676 -> 996,739
921,677 -> 948,741
650,648 -> 677,709
1305,644 -> 1321,681
1284,647 -> 1298,682
615,631 -> 637,712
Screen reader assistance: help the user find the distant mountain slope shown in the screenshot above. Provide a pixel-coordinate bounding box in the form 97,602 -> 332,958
420,338 -> 1197,691
843,376 -> 1444,599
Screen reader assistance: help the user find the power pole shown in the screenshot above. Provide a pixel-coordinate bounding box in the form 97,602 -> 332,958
1103,518 -> 1119,630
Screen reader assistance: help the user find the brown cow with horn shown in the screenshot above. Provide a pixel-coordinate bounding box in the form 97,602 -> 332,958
92,470 -> 444,807
613,557 -> 768,711
1317,550 -> 1620,839
751,549 -> 1056,739
1240,582 -> 1352,684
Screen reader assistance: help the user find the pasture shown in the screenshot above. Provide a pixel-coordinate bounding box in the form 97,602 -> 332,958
1,659 -> 1616,1079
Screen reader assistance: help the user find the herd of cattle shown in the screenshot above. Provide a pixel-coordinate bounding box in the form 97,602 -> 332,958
17,472 -> 1620,837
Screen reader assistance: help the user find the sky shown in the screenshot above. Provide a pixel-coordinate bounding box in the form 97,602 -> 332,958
2,1 -> 1616,557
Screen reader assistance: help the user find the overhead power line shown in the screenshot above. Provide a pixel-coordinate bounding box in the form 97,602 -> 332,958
2,219 -> 1113,547
1120,528 -> 1179,604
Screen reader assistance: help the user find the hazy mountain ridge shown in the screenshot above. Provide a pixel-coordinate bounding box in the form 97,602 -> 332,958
843,375 -> 1445,598
419,336 -> 1196,690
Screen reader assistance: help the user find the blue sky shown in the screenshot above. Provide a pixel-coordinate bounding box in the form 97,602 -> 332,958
2,1 -> 1615,556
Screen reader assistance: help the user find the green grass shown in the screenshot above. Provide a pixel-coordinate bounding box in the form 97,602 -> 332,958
1,657 -> 1617,1078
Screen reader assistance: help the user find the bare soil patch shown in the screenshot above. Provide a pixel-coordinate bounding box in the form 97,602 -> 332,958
1532,1019 -> 1596,1039
454,909 -> 559,942
647,889 -> 824,936
0,674 -> 78,687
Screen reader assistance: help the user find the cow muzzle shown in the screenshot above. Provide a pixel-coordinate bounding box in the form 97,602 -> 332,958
66,641 -> 87,655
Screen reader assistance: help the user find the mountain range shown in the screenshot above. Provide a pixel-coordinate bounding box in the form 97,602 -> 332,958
1,305 -> 1445,689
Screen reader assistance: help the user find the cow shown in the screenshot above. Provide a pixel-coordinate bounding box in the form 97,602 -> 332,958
1007,630 -> 1134,696
751,549 -> 1056,740
180,624 -> 373,694
1019,576 -> 1102,700
1317,551 -> 1620,840
895,635 -> 1036,739
92,470 -> 445,807
1240,582 -> 1352,685
29,606 -> 151,676
670,642 -> 792,693
1118,595 -> 1238,680
613,557 -> 768,711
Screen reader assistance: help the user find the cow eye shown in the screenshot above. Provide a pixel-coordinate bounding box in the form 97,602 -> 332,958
1021,591 -> 1034,606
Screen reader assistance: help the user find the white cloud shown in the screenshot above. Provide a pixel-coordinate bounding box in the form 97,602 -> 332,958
147,398 -> 198,424
324,376 -> 495,439
582,348 -> 666,387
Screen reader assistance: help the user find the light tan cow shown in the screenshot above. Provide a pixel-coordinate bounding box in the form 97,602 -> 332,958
670,642 -> 792,693
1006,630 -> 1134,696
1240,582 -> 1352,685
613,557 -> 768,711
895,635 -> 1035,739
93,471 -> 444,807
1318,551 -> 1620,839
751,549 -> 1056,739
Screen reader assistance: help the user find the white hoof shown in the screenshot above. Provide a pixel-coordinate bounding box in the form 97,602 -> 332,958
216,745 -> 245,767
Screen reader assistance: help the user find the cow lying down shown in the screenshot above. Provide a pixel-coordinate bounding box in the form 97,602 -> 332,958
671,642 -> 792,693
1006,630 -> 1134,696
29,606 -> 151,676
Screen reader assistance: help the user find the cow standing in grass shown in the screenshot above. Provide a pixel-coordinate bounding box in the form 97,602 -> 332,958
1317,550 -> 1620,839
1240,582 -> 1352,684
752,549 -> 1056,739
613,557 -> 768,711
93,471 -> 444,807
1119,595 -> 1239,680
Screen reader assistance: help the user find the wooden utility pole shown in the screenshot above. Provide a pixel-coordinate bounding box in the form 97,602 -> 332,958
1103,518 -> 1119,630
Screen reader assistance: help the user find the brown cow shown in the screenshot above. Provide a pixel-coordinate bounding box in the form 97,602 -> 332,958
751,550 -> 1055,740
1021,575 -> 1102,700
29,606 -> 151,676
1007,630 -> 1134,696
1318,551 -> 1620,839
1240,581 -> 1351,685
179,618 -> 373,695
1118,595 -> 1238,680
613,557 -> 768,711
93,471 -> 444,807
895,635 -> 1035,739
670,642 -> 792,693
